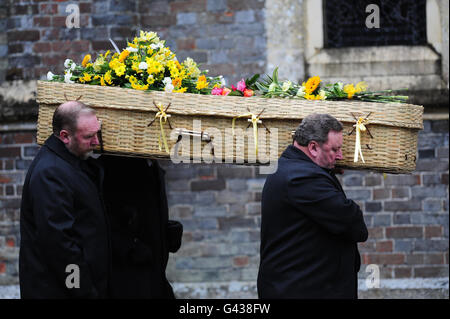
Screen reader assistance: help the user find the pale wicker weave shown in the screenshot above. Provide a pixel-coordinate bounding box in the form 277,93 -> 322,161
36,81 -> 423,173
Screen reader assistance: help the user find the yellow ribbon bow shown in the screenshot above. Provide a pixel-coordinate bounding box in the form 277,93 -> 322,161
151,102 -> 171,154
353,116 -> 369,163
232,112 -> 262,156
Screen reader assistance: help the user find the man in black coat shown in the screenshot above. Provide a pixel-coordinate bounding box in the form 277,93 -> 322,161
20,101 -> 110,298
100,155 -> 183,299
257,113 -> 368,299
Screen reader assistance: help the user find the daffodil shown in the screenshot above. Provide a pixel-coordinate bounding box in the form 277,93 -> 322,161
196,75 -> 209,90
174,87 -> 187,93
118,50 -> 130,63
344,84 -> 357,99
79,72 -> 92,83
104,70 -> 113,85
82,54 -> 91,67
355,81 -> 368,93
114,65 -> 126,77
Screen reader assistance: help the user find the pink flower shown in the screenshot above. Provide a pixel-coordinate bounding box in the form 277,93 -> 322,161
231,84 -> 237,91
211,87 -> 223,95
221,87 -> 231,96
236,79 -> 246,92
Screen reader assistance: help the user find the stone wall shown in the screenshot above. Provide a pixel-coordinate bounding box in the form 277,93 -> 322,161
1,0 -> 266,86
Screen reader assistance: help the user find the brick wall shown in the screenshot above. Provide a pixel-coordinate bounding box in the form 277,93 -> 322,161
2,0 -> 266,85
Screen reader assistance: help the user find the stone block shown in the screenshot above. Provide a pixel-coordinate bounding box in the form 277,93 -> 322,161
384,200 -> 422,212
194,205 -> 228,217
177,12 -> 197,25
207,0 -> 227,12
344,174 -> 363,187
393,213 -> 411,225
191,178 -> 226,191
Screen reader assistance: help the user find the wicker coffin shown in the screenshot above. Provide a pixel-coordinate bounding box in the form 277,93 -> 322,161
36,81 -> 423,173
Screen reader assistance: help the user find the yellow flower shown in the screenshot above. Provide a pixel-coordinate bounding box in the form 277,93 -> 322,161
129,76 -> 148,90
303,76 -> 321,94
147,75 -> 155,85
173,87 -> 187,93
355,81 -> 368,93
304,93 -> 322,100
118,50 -> 130,63
79,72 -> 92,83
129,75 -> 137,84
104,70 -> 112,85
109,58 -> 121,70
100,76 -> 106,86
103,50 -> 110,58
82,54 -> 91,67
344,84 -> 357,99
93,56 -> 105,72
131,82 -> 149,90
131,61 -> 143,73
145,57 -> 164,74
196,75 -> 209,90
114,64 -> 126,77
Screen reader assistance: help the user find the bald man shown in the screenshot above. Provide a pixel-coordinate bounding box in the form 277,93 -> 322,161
19,101 -> 111,298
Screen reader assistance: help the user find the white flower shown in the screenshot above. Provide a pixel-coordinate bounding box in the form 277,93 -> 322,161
138,62 -> 148,70
164,83 -> 174,93
47,71 -> 55,81
64,59 -> 72,68
70,63 -> 76,71
268,82 -> 278,92
150,42 -> 164,50
163,77 -> 174,92
296,86 -> 305,97
219,75 -> 226,87
64,71 -> 74,84
319,89 -> 327,100
126,46 -> 138,53
282,81 -> 292,92
337,82 -> 343,90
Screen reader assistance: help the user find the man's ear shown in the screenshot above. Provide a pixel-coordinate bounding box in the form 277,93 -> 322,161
308,141 -> 319,158
59,129 -> 71,144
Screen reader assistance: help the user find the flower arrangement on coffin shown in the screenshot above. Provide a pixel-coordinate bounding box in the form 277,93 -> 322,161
47,30 -> 229,95
255,67 -> 409,103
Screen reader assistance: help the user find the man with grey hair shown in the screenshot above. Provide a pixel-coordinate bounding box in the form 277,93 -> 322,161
20,101 -> 110,298
257,113 -> 368,299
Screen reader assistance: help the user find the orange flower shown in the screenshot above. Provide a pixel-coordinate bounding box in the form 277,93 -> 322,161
118,50 -> 130,63
81,54 -> 91,67
243,88 -> 254,97
304,76 -> 321,94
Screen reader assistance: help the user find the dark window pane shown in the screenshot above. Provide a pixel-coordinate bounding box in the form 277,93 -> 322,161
324,0 -> 427,48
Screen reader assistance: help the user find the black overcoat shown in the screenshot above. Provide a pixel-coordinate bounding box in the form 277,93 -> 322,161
19,135 -> 111,298
100,155 -> 183,299
257,145 -> 368,299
